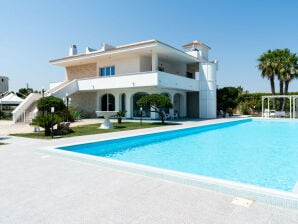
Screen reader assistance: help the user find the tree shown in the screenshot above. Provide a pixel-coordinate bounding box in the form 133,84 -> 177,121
32,114 -> 63,136
217,87 -> 239,115
275,49 -> 298,110
33,96 -> 66,136
136,94 -> 173,124
37,96 -> 66,113
258,48 -> 298,111
257,50 -> 277,109
17,88 -> 34,98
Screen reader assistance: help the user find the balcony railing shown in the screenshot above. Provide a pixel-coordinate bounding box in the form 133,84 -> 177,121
77,71 -> 199,92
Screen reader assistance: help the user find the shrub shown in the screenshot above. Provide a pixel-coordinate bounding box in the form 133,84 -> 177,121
68,106 -> 80,122
37,96 -> 66,113
32,114 -> 63,136
116,110 -> 127,124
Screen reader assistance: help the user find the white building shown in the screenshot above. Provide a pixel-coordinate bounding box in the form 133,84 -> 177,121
49,40 -> 218,119
13,39 -> 218,123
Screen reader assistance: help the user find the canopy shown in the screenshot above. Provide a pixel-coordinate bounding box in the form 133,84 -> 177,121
0,93 -> 23,105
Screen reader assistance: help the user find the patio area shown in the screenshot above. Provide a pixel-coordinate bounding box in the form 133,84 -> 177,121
0,119 -> 297,223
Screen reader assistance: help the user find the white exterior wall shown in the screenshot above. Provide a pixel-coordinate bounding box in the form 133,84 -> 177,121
50,40 -> 218,119
140,56 -> 152,72
159,60 -> 186,76
95,88 -> 187,119
78,72 -> 198,92
96,56 -> 140,76
71,72 -> 197,118
199,62 -> 217,119
78,73 -> 158,90
186,46 -> 209,61
158,72 -> 198,91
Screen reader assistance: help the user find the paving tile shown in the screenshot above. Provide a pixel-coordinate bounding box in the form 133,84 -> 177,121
1,120 -> 298,223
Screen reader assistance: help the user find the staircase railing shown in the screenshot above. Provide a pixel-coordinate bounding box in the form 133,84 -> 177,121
47,79 -> 78,98
12,93 -> 41,123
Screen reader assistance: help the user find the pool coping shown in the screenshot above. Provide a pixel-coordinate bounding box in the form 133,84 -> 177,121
45,118 -> 298,209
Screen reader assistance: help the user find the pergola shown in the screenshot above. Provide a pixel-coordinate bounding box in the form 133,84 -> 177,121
261,95 -> 298,118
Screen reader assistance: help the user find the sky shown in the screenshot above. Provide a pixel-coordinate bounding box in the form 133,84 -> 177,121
1,0 -> 298,93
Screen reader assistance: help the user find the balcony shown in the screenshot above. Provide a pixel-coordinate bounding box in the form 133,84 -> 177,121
77,71 -> 199,92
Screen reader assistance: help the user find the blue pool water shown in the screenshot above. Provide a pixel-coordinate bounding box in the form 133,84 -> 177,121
58,119 -> 298,191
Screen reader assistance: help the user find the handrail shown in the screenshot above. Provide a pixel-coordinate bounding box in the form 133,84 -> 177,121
12,93 -> 41,123
47,79 -> 78,98
77,71 -> 195,82
46,80 -> 70,96
47,79 -> 78,97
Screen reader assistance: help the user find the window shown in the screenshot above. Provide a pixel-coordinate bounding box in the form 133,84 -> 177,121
111,66 -> 115,75
100,68 -> 105,76
100,66 -> 115,77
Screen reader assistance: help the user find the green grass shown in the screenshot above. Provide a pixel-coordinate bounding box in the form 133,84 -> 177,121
11,122 -> 178,140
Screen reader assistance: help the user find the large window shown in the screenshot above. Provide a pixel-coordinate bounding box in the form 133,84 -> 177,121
101,94 -> 115,111
120,93 -> 126,111
100,66 -> 115,77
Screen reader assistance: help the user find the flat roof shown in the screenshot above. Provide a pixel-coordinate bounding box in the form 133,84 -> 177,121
50,39 -> 199,66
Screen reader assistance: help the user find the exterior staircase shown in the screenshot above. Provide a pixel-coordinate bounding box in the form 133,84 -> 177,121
12,80 -> 78,123
24,101 -> 38,124
12,93 -> 41,123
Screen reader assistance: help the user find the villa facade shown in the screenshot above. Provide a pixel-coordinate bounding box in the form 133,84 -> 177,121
48,39 -> 218,119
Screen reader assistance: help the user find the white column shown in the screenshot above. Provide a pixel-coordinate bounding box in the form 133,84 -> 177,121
152,52 -> 158,72
96,92 -> 100,111
261,96 -> 264,117
114,93 -> 120,112
199,62 -> 217,119
290,96 -> 292,119
126,93 -> 132,118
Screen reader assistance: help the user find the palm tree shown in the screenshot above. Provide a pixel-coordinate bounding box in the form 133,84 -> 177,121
257,50 -> 277,109
258,49 -> 298,111
277,49 -> 298,110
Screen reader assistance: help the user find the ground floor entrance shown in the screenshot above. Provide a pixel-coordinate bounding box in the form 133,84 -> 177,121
70,87 -> 199,119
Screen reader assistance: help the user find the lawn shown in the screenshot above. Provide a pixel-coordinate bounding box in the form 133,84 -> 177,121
11,122 -> 177,140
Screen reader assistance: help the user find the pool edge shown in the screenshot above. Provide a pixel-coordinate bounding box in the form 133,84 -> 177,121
43,144 -> 298,210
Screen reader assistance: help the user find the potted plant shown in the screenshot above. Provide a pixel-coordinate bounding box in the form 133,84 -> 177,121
116,110 -> 127,124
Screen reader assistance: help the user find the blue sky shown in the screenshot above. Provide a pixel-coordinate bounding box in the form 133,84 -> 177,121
1,0 -> 298,93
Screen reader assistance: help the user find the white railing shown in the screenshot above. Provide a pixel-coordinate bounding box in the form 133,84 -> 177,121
77,71 -> 198,92
12,93 -> 41,123
47,79 -> 78,98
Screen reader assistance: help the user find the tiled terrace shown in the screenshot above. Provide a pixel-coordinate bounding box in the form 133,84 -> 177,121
0,119 -> 297,223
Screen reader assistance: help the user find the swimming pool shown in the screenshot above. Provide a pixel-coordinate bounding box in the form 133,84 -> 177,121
58,119 -> 298,192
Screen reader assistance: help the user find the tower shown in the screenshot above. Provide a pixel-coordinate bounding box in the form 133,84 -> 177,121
0,76 -> 9,94
183,41 -> 218,119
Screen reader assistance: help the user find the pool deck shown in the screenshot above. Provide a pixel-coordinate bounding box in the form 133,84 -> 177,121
0,118 -> 297,223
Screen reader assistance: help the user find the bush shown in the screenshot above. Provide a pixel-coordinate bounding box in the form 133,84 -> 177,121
116,110 -> 127,124
226,108 -> 234,116
241,102 -> 250,115
0,110 -> 5,119
37,96 -> 66,113
68,106 -> 80,121
32,114 -> 63,136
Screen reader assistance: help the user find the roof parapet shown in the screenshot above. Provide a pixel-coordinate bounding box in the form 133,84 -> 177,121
100,43 -> 116,51
183,40 -> 211,61
182,40 -> 211,50
86,47 -> 96,54
69,45 -> 77,56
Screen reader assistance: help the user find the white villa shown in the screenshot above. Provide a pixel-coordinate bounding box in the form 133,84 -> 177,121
13,39 -> 218,122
